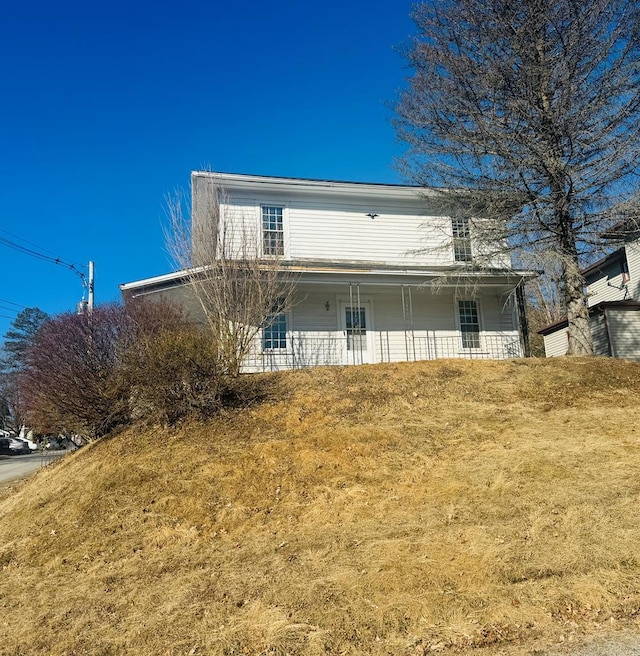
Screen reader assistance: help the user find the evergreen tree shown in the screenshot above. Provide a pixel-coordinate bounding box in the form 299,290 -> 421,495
2,307 -> 49,372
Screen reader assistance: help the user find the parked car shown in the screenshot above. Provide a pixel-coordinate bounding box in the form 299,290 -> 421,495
14,436 -> 38,451
0,437 -> 31,455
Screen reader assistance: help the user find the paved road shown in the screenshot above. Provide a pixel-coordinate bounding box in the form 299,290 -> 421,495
0,451 -> 66,484
542,633 -> 640,656
560,634 -> 640,656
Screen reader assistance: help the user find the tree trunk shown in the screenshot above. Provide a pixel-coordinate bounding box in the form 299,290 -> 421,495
551,176 -> 593,356
562,250 -> 593,356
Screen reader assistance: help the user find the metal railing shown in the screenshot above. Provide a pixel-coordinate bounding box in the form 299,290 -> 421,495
243,333 -> 522,372
405,334 -> 521,361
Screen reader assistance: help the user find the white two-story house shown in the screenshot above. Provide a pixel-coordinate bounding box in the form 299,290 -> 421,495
121,171 -> 532,370
539,221 -> 640,359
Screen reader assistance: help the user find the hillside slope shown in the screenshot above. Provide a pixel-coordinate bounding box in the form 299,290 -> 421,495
1,358 -> 640,655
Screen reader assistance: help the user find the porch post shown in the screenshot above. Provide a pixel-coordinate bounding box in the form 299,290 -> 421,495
515,283 -> 531,357
401,285 -> 410,361
408,285 -> 416,361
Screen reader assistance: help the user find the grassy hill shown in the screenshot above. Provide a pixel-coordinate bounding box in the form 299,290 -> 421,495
2,358 -> 640,655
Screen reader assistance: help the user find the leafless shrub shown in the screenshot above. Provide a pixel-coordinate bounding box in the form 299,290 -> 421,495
17,299 -> 243,436
166,179 -> 298,377
18,305 -> 133,438
125,323 -> 227,425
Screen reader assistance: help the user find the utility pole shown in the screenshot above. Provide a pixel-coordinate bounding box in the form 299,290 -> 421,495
88,260 -> 95,314
76,262 -> 95,316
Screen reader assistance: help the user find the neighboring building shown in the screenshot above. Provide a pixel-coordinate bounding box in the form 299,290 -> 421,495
539,223 -> 640,359
121,172 -> 533,371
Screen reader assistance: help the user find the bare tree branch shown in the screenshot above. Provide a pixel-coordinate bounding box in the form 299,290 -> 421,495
396,0 -> 640,354
165,180 -> 298,377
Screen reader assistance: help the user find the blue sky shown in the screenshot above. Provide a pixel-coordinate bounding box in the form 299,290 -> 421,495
0,0 -> 415,339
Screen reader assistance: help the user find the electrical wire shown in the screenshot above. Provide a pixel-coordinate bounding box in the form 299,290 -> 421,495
0,230 -> 87,281
0,298 -> 27,312
0,298 -> 27,309
0,228 -> 85,267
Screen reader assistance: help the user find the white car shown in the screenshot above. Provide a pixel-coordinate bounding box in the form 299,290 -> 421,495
4,437 -> 36,454
14,436 -> 38,451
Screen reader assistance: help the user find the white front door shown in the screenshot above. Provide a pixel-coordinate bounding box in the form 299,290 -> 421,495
340,301 -> 374,364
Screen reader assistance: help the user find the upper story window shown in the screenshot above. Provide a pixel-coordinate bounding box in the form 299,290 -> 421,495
458,299 -> 481,348
262,206 -> 284,256
452,217 -> 472,262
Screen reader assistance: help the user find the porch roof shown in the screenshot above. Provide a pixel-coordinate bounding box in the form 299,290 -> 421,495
120,263 -> 536,298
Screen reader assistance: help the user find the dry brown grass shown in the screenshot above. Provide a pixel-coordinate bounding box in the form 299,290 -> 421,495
2,357 -> 640,655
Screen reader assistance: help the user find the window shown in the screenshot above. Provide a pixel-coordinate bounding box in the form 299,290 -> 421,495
263,304 -> 287,350
458,300 -> 480,348
262,206 -> 284,256
452,217 -> 472,262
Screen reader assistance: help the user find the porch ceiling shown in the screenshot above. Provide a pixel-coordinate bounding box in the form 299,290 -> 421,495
294,267 -> 534,293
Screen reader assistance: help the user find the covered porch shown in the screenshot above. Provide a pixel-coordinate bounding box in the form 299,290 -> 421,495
244,269 -> 527,371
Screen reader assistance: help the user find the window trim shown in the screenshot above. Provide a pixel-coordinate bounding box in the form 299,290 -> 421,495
452,216 -> 473,263
260,204 -> 288,258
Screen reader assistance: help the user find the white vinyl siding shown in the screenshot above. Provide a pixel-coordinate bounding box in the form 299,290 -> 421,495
191,173 -> 515,268
590,313 -> 610,356
177,173 -> 527,371
586,257 -> 630,306
607,308 -> 640,360
217,195 -> 507,268
625,241 -> 640,301
543,328 -> 570,357
543,307 -> 640,360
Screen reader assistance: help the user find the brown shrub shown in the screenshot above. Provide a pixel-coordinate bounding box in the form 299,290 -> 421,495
126,325 -> 228,424
18,305 -> 133,437
18,299 -> 242,436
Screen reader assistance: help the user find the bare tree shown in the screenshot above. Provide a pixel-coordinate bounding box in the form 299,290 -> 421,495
519,253 -> 565,327
396,0 -> 640,355
166,180 -> 298,377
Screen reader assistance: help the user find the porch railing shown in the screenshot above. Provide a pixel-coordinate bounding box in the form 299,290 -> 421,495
244,333 -> 522,372
402,334 -> 521,362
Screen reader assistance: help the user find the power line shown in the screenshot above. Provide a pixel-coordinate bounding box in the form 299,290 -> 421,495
0,230 -> 87,280
0,231 -> 94,315
0,228 -> 85,267
0,298 -> 28,309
